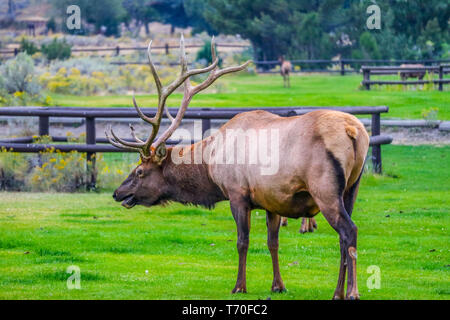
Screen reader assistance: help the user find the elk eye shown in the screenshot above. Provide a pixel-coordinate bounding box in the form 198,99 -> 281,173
136,168 -> 144,177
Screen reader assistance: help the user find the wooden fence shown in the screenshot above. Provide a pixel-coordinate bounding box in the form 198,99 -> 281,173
0,42 -> 249,58
0,106 -> 392,188
361,65 -> 450,91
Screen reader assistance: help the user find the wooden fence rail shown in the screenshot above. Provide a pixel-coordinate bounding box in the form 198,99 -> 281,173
0,106 -> 392,188
361,65 -> 450,91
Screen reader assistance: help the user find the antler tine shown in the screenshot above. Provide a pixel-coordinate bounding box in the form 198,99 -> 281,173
147,40 -> 162,97
110,126 -> 145,148
211,36 -> 217,66
132,95 -> 157,126
105,127 -> 147,159
152,39 -> 252,149
129,124 -> 144,143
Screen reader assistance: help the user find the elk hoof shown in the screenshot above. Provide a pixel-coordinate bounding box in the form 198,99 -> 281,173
231,286 -> 247,294
332,294 -> 345,300
271,286 -> 287,293
346,293 -> 360,300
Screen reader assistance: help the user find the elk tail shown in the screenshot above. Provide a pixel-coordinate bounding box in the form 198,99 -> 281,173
345,125 -> 358,160
345,125 -> 358,140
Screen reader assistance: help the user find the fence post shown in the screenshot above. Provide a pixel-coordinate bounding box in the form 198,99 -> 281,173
340,59 -> 345,76
38,116 -> 49,136
86,117 -> 96,190
201,108 -> 211,138
165,43 -> 169,55
439,65 -> 443,91
115,46 -> 120,56
363,68 -> 371,90
371,113 -> 382,174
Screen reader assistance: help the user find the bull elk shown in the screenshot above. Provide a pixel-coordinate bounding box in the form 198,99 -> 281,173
107,36 -> 369,300
279,56 -> 292,88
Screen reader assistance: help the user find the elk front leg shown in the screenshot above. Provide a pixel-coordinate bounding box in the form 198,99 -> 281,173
230,198 -> 251,293
266,212 -> 286,293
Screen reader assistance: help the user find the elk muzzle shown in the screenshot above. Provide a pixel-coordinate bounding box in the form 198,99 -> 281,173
113,190 -> 137,209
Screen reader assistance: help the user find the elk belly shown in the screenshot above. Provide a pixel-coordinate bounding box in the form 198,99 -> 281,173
273,191 -> 320,218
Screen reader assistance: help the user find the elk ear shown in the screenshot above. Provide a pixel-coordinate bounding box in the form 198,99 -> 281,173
153,143 -> 167,165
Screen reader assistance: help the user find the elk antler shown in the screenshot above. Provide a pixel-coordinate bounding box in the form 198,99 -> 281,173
106,35 -> 251,159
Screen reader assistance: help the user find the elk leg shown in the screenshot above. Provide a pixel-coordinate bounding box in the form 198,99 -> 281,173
266,211 -> 286,293
310,217 -> 318,230
230,198 -> 251,293
299,218 -> 317,233
281,217 -> 288,227
320,199 -> 359,300
299,218 -> 308,233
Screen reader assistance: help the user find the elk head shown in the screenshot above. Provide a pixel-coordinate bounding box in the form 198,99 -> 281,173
106,35 -> 251,208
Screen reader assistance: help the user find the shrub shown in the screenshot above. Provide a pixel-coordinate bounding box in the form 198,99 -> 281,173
0,53 -> 41,95
28,149 -> 88,192
20,38 -> 39,55
196,39 -> 222,67
0,148 -> 29,191
41,38 -> 72,61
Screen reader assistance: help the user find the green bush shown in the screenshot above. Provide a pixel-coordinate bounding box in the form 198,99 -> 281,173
41,38 -> 72,61
196,39 -> 222,67
19,38 -> 39,55
0,53 -> 42,103
0,134 -> 136,192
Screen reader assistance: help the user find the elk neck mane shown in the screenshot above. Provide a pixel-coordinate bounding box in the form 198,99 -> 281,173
160,146 -> 226,209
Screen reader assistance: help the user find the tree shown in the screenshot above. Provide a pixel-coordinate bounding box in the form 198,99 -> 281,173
50,0 -> 125,36
122,0 -> 160,35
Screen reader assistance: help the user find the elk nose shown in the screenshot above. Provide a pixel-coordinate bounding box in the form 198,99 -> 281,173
112,191 -> 117,200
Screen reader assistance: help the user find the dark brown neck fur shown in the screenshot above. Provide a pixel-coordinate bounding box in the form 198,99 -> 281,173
161,147 -> 226,209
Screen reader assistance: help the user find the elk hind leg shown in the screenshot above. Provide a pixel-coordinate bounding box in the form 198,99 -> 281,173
266,211 -> 286,292
309,156 -> 360,300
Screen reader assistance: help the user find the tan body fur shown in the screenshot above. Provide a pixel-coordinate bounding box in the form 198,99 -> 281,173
203,110 -> 368,218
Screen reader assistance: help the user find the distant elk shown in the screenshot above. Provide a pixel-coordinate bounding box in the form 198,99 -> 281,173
107,36 -> 369,300
281,217 -> 317,233
399,64 -> 426,81
279,56 -> 292,87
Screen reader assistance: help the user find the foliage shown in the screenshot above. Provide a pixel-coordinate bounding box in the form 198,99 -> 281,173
195,39 -> 221,66
19,38 -> 39,56
202,0 -> 450,61
46,17 -> 57,32
41,38 -> 72,61
0,148 -> 28,191
39,67 -> 110,95
122,0 -> 160,35
0,135 -> 135,192
0,53 -> 44,105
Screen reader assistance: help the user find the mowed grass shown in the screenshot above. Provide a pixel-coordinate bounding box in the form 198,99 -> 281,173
50,74 -> 450,120
0,145 -> 449,300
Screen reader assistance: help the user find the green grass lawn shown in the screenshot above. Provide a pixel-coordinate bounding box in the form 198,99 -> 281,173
50,74 -> 450,120
0,145 -> 449,299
